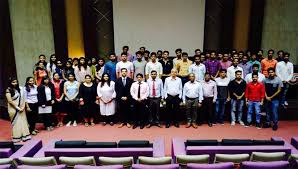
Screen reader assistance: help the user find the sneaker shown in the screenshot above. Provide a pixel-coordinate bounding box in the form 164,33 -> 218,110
239,121 -> 245,126
46,127 -> 51,131
284,101 -> 288,106
256,123 -> 261,129
272,124 -> 278,131
66,121 -> 72,127
244,122 -> 251,127
31,131 -> 37,135
231,121 -> 236,126
73,121 -> 77,127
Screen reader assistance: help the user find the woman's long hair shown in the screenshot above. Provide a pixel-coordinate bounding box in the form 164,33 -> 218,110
41,76 -> 52,86
49,54 -> 57,70
78,57 -> 88,71
100,73 -> 111,87
8,77 -> 20,97
25,77 -> 34,92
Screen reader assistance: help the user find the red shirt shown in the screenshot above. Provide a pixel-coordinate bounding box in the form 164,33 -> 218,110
52,80 -> 62,99
245,82 -> 265,101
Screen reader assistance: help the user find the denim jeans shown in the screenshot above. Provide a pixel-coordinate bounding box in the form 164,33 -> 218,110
247,101 -> 261,124
215,98 -> 226,123
265,100 -> 279,125
281,82 -> 289,105
230,99 -> 244,122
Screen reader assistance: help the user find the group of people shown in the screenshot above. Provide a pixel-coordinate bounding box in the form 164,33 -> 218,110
5,46 -> 294,143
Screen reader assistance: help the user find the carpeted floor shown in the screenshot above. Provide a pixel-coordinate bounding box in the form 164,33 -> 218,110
1,119 -> 297,155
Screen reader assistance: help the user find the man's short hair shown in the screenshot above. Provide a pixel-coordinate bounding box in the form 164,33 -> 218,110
136,73 -> 143,78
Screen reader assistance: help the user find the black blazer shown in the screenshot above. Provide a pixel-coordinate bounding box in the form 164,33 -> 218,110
37,84 -> 55,106
115,77 -> 133,100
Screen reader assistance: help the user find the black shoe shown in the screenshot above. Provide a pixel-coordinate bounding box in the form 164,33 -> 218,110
263,123 -> 271,128
245,122 -> 251,127
166,124 -> 170,128
140,125 -> 144,129
132,125 -> 138,129
157,123 -> 162,128
272,124 -> 278,131
256,123 -> 261,129
174,123 -> 179,128
208,123 -> 212,127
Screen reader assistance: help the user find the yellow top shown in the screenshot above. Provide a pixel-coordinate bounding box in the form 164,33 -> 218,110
175,59 -> 193,77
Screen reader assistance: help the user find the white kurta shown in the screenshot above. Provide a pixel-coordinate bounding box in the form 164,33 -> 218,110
97,81 -> 116,116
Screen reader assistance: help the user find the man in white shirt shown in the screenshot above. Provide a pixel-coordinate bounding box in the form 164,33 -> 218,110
146,70 -> 164,128
245,64 -> 265,83
145,52 -> 163,80
188,55 -> 206,82
164,69 -> 182,128
116,52 -> 134,79
227,58 -> 243,80
201,73 -> 217,127
130,73 -> 149,129
183,73 -> 203,128
275,52 -> 294,106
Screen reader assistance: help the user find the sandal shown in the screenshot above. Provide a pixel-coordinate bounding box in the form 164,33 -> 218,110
84,123 -> 89,127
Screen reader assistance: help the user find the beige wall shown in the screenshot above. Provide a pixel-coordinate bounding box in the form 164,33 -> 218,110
9,0 -> 55,84
262,0 -> 298,65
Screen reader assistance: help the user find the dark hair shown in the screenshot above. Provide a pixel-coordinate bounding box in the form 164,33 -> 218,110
121,52 -> 127,56
39,54 -> 46,58
101,73 -> 111,87
235,70 -> 242,74
175,48 -> 182,53
96,58 -> 105,72
277,50 -> 284,54
35,61 -> 46,71
136,51 -> 142,55
151,70 -> 157,74
78,57 -> 88,71
204,72 -> 210,76
268,49 -> 274,54
150,52 -> 157,56
68,72 -> 75,80
157,50 -> 162,53
109,52 -> 116,56
49,54 -> 57,70
121,68 -> 127,72
73,58 -> 79,63
85,74 -> 92,79
122,46 -> 129,50
182,52 -> 188,56
8,77 -> 20,97
252,72 -> 258,77
25,77 -> 34,92
41,76 -> 51,86
252,64 -> 259,68
144,50 -> 150,54
220,69 -> 227,73
284,52 -> 290,57
53,72 -> 60,79
195,49 -> 201,52
194,55 -> 200,59
267,67 -> 275,72
136,73 -> 143,78
140,46 -> 145,50
163,51 -> 169,55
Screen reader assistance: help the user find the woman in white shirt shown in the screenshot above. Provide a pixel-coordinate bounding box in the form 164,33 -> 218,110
97,73 -> 116,126
24,77 -> 39,135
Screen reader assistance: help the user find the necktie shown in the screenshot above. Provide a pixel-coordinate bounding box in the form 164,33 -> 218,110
152,80 -> 156,97
122,78 -> 126,86
138,82 -> 141,99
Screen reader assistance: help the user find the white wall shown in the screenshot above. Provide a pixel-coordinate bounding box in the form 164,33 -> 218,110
113,0 -> 205,56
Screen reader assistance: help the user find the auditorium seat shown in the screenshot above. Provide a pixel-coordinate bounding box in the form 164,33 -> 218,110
59,156 -> 96,168
16,164 -> 67,169
249,152 -> 286,162
18,156 -> 57,166
186,162 -> 234,169
214,154 -> 250,164
132,164 -> 179,169
74,165 -> 123,169
98,156 -> 133,169
240,161 -> 289,169
138,156 -> 172,165
0,164 -> 11,169
176,154 -> 209,166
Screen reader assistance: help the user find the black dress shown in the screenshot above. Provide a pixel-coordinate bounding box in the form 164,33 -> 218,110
79,83 -> 97,118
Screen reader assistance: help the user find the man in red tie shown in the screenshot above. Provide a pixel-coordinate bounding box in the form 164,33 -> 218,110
146,70 -> 164,128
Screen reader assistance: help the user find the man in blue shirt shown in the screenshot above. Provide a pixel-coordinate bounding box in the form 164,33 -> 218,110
104,53 -> 117,81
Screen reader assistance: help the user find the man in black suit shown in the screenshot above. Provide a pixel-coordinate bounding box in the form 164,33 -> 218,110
115,68 -> 133,128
